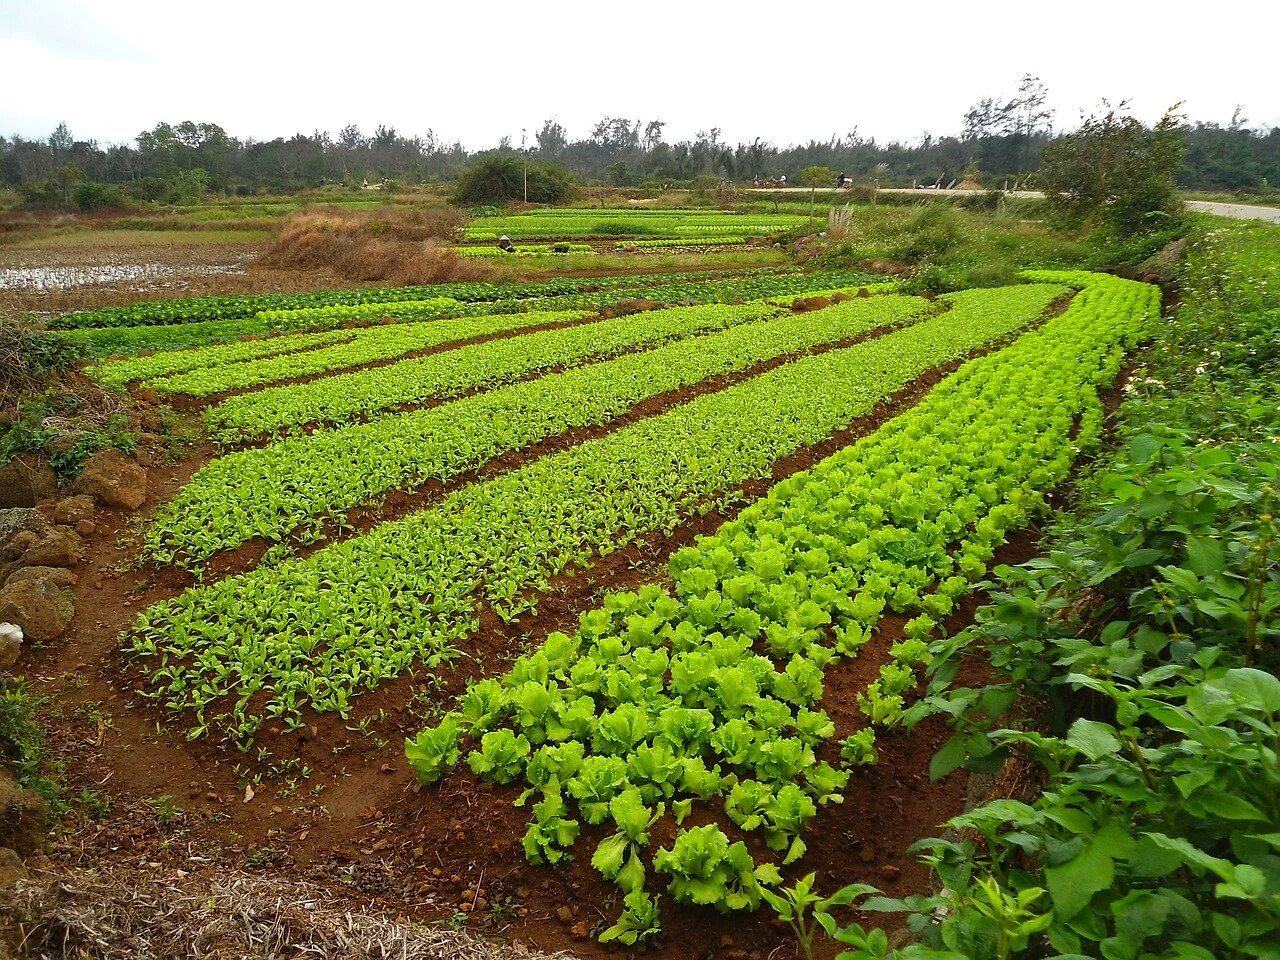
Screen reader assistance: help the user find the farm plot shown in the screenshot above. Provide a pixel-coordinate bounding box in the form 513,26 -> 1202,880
144,293 -> 936,566
404,271 -> 1159,944
66,266 -> 881,356
200,302 -> 784,441
128,282 -> 1065,745
464,209 -> 805,240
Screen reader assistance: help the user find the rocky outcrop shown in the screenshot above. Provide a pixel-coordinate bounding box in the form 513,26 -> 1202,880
0,455 -> 58,509
74,450 -> 148,510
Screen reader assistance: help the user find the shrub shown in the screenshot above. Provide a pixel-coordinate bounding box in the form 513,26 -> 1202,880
1040,104 -> 1186,236
452,155 -> 573,206
71,181 -> 125,212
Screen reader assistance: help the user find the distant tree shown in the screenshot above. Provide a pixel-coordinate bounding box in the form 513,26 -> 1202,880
535,119 -> 567,157
1039,103 -> 1185,235
47,122 -> 74,164
338,124 -> 366,149
642,120 -> 666,151
963,75 -> 1054,178
453,154 -> 573,206
800,165 -> 836,227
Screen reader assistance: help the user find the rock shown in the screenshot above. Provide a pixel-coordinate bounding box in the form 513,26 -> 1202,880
0,846 -> 25,886
0,455 -> 58,509
21,529 -> 83,568
0,510 -> 51,556
0,623 -> 21,669
556,906 -> 574,924
0,578 -> 74,641
74,450 -> 148,510
0,532 -> 39,567
50,495 -> 94,525
5,567 -> 77,590
75,519 -> 96,535
0,770 -> 48,857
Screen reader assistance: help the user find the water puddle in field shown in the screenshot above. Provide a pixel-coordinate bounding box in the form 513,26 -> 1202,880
0,258 -> 249,291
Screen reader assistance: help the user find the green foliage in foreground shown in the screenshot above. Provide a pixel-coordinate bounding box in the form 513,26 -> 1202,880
810,223 -> 1280,958
130,283 -> 1061,744
403,273 -> 1157,943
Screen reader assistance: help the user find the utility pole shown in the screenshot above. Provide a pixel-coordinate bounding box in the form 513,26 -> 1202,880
521,128 -> 528,204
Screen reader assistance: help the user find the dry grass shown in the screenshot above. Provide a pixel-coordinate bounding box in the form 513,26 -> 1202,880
0,861 -> 573,960
259,208 -> 496,285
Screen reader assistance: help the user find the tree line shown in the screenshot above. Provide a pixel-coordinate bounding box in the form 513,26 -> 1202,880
3,81 -> 1277,210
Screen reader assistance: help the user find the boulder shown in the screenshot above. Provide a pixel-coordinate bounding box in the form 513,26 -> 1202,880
50,495 -> 94,525
0,531 -> 39,566
0,770 -> 48,857
0,578 -> 74,641
0,455 -> 58,509
74,450 -> 148,510
5,567 -> 77,590
0,509 -> 51,556
20,529 -> 83,568
0,623 -> 20,669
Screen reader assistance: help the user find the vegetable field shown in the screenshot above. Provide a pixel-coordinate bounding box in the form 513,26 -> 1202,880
19,224 -> 1198,960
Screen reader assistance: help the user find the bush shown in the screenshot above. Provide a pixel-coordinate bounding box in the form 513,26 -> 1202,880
1040,105 -> 1186,236
71,181 -> 125,212
452,155 -> 573,206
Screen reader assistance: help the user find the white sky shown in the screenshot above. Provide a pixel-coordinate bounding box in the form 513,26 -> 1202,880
2,0 -> 1278,149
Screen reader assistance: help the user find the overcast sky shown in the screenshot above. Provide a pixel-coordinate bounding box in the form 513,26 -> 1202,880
2,0 -> 1277,150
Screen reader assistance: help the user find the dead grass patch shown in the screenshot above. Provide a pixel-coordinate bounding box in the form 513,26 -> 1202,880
259,208 -> 497,285
0,860 -> 570,960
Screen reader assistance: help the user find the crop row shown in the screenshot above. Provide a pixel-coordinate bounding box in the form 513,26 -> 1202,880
463,212 -> 804,240
128,282 -> 1063,744
455,244 -> 595,257
402,272 -> 1158,942
51,268 -> 767,331
201,303 -> 782,441
87,327 -> 367,389
144,294 -> 936,566
124,309 -> 594,398
617,237 -> 748,249
250,296 -> 463,327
